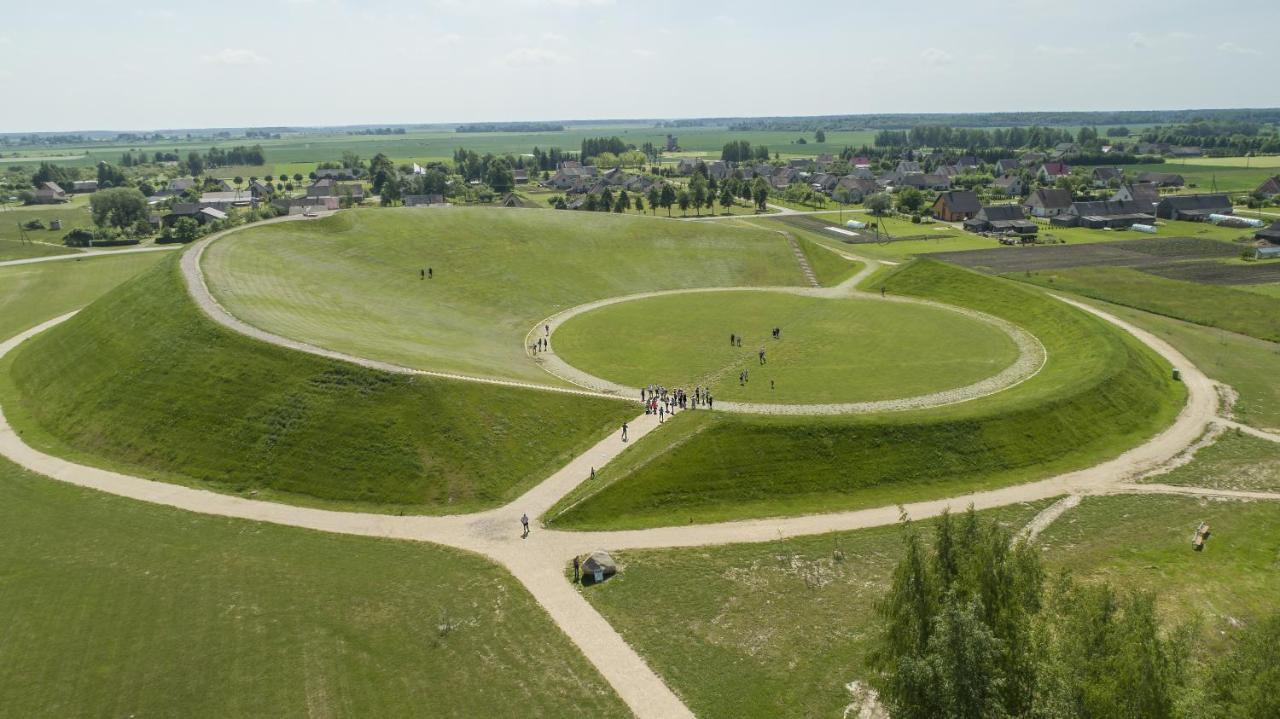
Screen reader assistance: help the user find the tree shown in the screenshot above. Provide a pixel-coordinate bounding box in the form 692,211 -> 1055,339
173,217 -> 201,244
600,188 -> 614,212
96,162 -> 127,189
815,129 -> 826,143
752,177 -> 769,211
690,175 -> 708,217
233,176 -> 244,191
617,190 -> 631,212
89,187 -> 148,231
677,189 -> 691,215
719,184 -> 735,212
648,187 -> 661,215
31,161 -> 73,189
1203,612 -> 1280,718
634,195 -> 644,213
896,187 -> 925,214
659,184 -> 676,216
379,175 -> 402,206
186,151 -> 204,176
866,192 -> 892,215
486,157 -> 515,194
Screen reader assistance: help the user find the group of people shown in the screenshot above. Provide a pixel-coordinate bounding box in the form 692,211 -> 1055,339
641,385 -> 713,422
531,337 -> 549,354
419,268 -> 434,280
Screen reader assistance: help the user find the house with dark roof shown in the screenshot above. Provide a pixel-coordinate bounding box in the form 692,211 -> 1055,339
1111,182 -> 1160,210
809,173 -> 839,193
70,180 -> 98,193
994,159 -> 1021,175
315,168 -> 357,180
993,174 -> 1024,197
1091,167 -> 1124,187
831,176 -> 877,202
249,180 -> 274,198
1255,221 -> 1280,244
1036,162 -> 1070,182
1156,194 -> 1232,221
931,190 -> 981,222
897,173 -> 951,191
511,168 -> 529,184
955,156 -> 979,171
1023,188 -> 1073,217
896,160 -> 922,174
167,177 -> 197,193
963,204 -> 1038,236
1255,176 -> 1280,198
1137,172 -> 1185,187
33,181 -> 68,204
1050,200 -> 1154,229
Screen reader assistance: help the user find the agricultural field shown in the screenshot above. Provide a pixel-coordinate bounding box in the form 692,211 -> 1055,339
2,255 -> 637,512
203,207 -> 804,383
548,261 -> 1183,530
1125,160 -> 1276,194
0,458 -> 626,718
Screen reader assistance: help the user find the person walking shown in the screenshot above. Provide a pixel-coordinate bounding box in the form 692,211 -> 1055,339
428,267 -> 433,279
420,269 -> 425,280
590,466 -> 596,481
730,333 -> 735,346
881,286 -> 886,297
520,512 -> 530,538
573,555 -> 580,583
545,324 -> 550,336
621,422 -> 629,441
658,404 -> 664,423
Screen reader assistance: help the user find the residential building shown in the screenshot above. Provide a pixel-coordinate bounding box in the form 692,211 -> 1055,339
70,180 -> 98,193
963,204 -> 1038,236
1137,172 -> 1185,187
33,181 -> 68,204
1090,167 -> 1124,187
993,174 -> 1024,197
1255,176 -> 1280,198
1037,162 -> 1070,183
1023,188 -> 1073,217
1050,200 -> 1154,229
931,190 -> 981,222
994,158 -> 1021,175
1156,194 -> 1232,221
1111,182 -> 1160,210
1256,221 -> 1280,244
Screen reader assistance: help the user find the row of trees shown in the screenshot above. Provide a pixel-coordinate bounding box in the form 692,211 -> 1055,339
869,509 -> 1277,719
720,140 -> 773,163
553,173 -> 770,217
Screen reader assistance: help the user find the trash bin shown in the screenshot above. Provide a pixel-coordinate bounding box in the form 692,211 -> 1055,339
1172,369 -> 1181,381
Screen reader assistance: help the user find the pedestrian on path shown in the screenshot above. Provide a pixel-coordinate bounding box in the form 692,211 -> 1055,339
545,324 -> 550,336
621,422 -> 629,442
590,466 -> 596,481
521,512 -> 530,539
658,405 -> 665,423
573,555 -> 580,583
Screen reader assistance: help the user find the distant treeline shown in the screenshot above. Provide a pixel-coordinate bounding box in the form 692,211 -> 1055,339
457,122 -> 566,133
728,108 -> 1280,132
875,126 -> 1077,149
1140,120 -> 1280,153
348,127 -> 408,136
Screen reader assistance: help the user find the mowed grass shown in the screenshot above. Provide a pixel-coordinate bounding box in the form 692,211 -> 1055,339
578,502 -> 1049,719
794,234 -> 863,286
0,252 -> 168,339
1147,429 -> 1280,493
203,207 -> 803,384
581,489 -> 1280,719
0,459 -> 627,718
552,291 -> 1017,404
4,254 -> 637,512
1014,266 -> 1280,342
1078,300 -> 1280,430
549,261 -> 1183,529
0,203 -> 91,261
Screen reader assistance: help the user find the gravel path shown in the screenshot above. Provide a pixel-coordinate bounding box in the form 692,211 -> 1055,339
0,244 -> 179,269
0,218 -> 1246,719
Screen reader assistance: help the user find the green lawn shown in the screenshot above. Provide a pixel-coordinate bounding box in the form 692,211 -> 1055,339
0,252 -> 168,338
203,207 -> 803,384
549,261 -> 1184,529
1014,266 -> 1280,342
578,502 -> 1048,719
1074,300 -> 1280,430
794,234 -> 862,286
1147,429 -> 1280,492
1239,281 -> 1280,299
0,202 -> 92,261
553,290 -> 1017,404
0,458 -> 626,718
3,254 -> 636,512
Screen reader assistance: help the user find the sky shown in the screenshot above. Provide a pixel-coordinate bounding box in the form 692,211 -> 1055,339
2,0 -> 1277,133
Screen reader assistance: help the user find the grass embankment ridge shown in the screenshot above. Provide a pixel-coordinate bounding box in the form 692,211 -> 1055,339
550,260 -> 1184,529
3,253 -> 637,512
0,457 -> 628,717
794,234 -> 862,286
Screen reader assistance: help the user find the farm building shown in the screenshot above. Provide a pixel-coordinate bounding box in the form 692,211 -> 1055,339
33,182 -> 69,204
1023,188 -> 1073,218
1256,221 -> 1280,244
1137,172 -> 1185,187
897,173 -> 952,191
931,190 -> 981,222
1156,194 -> 1232,221
70,180 -> 98,193
1050,200 -> 1154,229
963,205 -> 1038,236
1255,176 -> 1280,198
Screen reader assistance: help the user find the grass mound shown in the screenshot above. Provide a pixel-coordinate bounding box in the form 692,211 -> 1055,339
203,207 -> 804,383
4,254 -> 636,512
0,458 -> 627,717
550,261 -> 1184,529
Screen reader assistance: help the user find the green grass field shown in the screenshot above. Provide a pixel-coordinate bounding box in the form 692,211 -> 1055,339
794,234 -> 862,286
553,290 -> 1017,404
0,202 -> 92,261
1014,266 -> 1280,342
0,458 -> 626,718
0,252 -> 168,338
581,485 -> 1280,719
203,207 -> 804,384
549,261 -> 1183,529
1147,429 -> 1280,492
4,254 -> 636,512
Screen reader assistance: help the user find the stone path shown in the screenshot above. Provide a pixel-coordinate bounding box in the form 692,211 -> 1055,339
2,216 -> 1272,718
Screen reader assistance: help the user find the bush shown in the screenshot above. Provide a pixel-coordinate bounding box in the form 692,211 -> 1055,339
62,228 -> 94,247
23,219 -> 45,230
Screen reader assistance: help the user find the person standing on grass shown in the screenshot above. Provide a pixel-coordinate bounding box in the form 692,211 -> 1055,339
708,393 -> 714,409
420,269 -> 425,280
730,333 -> 735,346
428,267 -> 433,279
521,513 -> 530,538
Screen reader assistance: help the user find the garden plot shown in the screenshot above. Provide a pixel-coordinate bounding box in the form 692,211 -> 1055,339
932,236 -> 1238,274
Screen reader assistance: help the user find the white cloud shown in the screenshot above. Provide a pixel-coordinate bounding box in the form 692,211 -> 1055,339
1035,44 -> 1083,57
921,47 -> 952,66
1130,31 -> 1193,49
201,48 -> 270,66
1218,41 -> 1259,55
498,47 -> 570,67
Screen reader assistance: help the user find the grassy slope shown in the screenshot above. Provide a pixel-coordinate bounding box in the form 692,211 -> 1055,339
1015,266 -> 1280,342
4,254 -> 636,512
550,261 -> 1183,529
552,291 -> 1017,404
794,234 -> 862,286
0,252 -> 167,339
203,207 -> 803,383
1077,299 -> 1280,430
0,459 -> 627,718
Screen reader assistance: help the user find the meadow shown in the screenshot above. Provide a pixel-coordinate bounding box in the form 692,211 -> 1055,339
549,261 -> 1183,529
203,207 -> 804,384
3,255 -> 636,512
0,457 -> 626,718
0,200 -> 92,261
0,252 -> 168,338
552,290 -> 1017,404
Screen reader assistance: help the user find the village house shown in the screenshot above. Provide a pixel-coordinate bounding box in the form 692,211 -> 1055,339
1037,162 -> 1070,183
70,180 -> 98,193
993,174 -> 1024,197
511,168 -> 529,184
1256,220 -> 1280,244
809,173 -> 839,193
931,190 -> 981,222
1111,182 -> 1160,210
315,168 -> 357,180
167,177 -> 197,193
249,180 -> 273,198
963,205 -> 1038,237
1137,172 -> 1185,188
1091,167 -> 1124,187
33,181 -> 69,204
895,160 -> 923,174
897,173 -> 952,191
830,176 -> 877,203
706,161 -> 733,180
1255,176 -> 1280,199
1023,188 -> 1073,217
1050,200 -> 1154,229
994,158 -> 1021,175
306,178 -> 365,200
1156,194 -> 1232,221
